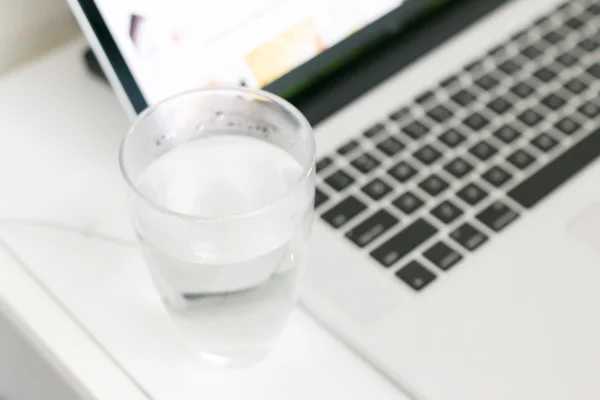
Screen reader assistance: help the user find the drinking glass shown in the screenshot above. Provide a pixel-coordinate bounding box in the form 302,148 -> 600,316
119,88 -> 315,366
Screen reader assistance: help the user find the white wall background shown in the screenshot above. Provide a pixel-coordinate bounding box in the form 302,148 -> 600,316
0,0 -> 80,74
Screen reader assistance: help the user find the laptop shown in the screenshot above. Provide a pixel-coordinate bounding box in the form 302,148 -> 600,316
68,0 -> 600,398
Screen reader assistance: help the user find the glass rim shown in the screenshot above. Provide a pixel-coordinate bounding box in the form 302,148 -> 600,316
119,87 -> 315,222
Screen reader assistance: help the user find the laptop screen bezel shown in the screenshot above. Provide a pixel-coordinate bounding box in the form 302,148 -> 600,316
74,0 -> 450,114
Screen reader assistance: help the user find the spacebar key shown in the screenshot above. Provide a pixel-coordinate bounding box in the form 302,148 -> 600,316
509,128 -> 600,208
370,218 -> 437,268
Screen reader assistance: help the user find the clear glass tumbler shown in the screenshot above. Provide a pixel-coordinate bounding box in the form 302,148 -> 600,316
119,88 -> 315,366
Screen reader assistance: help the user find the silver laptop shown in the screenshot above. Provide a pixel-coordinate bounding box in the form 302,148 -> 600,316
68,0 -> 600,398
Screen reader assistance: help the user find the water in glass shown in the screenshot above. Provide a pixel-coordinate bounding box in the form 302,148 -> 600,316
133,133 -> 312,365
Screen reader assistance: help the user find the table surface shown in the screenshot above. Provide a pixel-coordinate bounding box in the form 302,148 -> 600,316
0,38 -> 405,400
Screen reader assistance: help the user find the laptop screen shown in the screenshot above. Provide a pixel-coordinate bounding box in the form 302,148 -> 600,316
87,0 -> 448,107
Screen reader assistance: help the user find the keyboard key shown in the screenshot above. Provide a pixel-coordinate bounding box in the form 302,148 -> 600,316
511,82 -> 535,98
325,169 -> 355,191
555,2 -> 571,12
414,145 -> 442,165
518,108 -> 544,127
534,14 -> 551,28
474,74 -> 500,91
565,16 -> 584,30
362,178 -> 393,200
316,157 -> 333,173
389,107 -> 410,121
431,200 -> 463,224
351,152 -> 381,174
555,117 -> 581,135
424,242 -> 463,271
396,261 -> 436,291
541,93 -> 566,111
482,165 -> 512,187
440,74 -> 460,89
415,91 -> 436,105
565,77 -> 586,94
488,44 -> 507,58
346,209 -> 398,247
556,52 -> 578,67
533,67 -> 557,82
487,97 -> 512,115
543,31 -> 564,45
511,28 -> 529,42
427,105 -> 453,123
578,37 -> 599,52
586,63 -> 600,79
419,174 -> 450,196
321,196 -> 367,228
507,149 -> 536,170
371,219 -> 438,267
522,45 -> 544,59
402,120 -> 429,139
494,124 -> 521,143
509,127 -> 600,208
451,89 -> 477,107
376,136 -> 405,156
388,161 -> 418,183
465,59 -> 485,74
470,140 -> 498,161
498,59 -> 522,75
531,133 -> 558,152
578,101 -> 600,119
439,129 -> 466,148
588,3 -> 600,14
487,96 -> 512,114
588,3 -> 600,15
393,192 -> 424,214
363,123 -> 386,138
457,183 -> 488,205
445,157 -> 474,179
463,112 -> 490,131
337,140 -> 359,155
315,188 -> 329,208
476,201 -> 519,232
451,223 -> 488,251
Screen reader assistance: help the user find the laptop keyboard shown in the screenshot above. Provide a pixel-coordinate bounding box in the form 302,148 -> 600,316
315,0 -> 600,292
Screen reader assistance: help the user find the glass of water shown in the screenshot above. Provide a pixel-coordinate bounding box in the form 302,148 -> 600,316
119,88 -> 315,366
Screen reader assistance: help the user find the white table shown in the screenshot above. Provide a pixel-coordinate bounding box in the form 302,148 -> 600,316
0,38 -> 405,400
